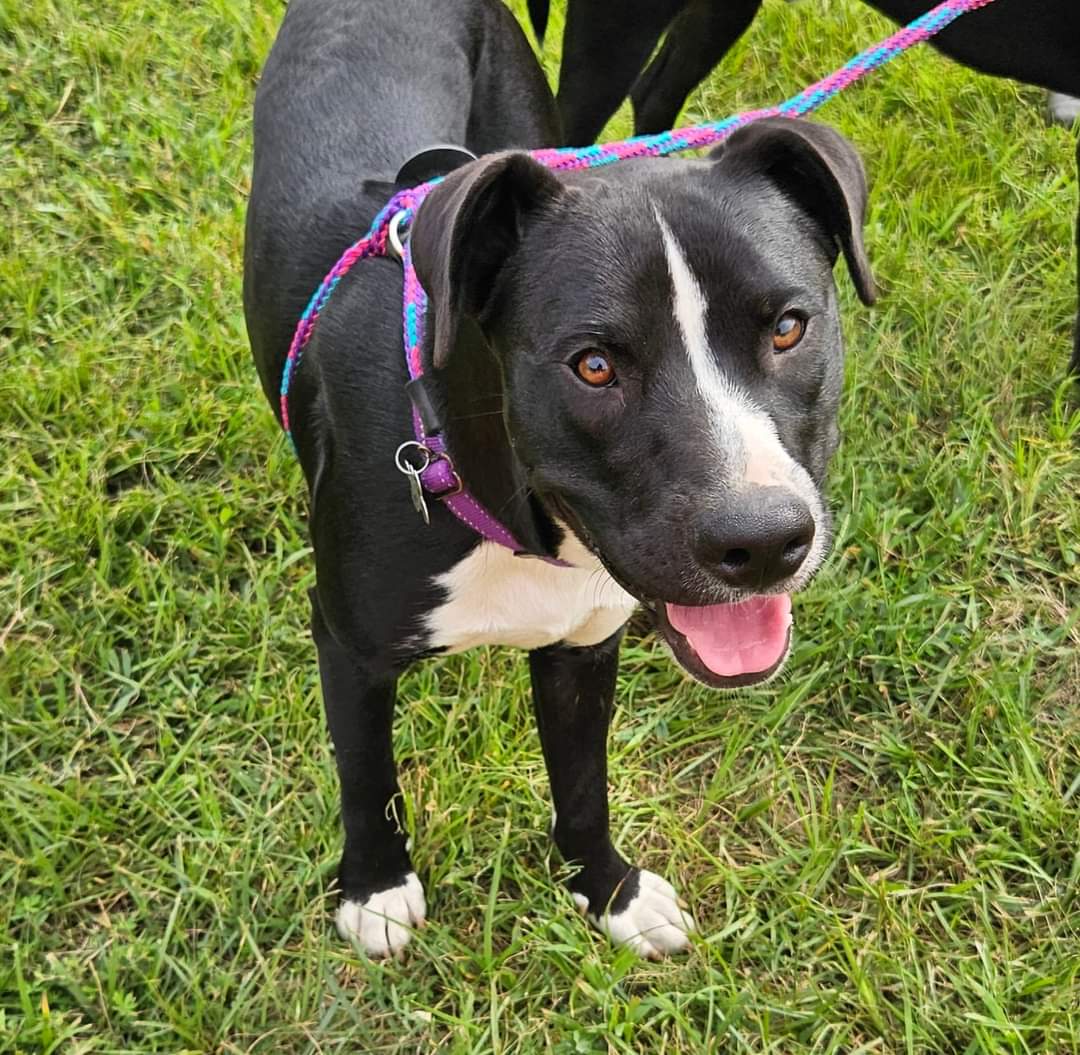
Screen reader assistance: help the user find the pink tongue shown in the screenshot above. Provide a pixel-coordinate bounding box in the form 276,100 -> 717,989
665,595 -> 793,678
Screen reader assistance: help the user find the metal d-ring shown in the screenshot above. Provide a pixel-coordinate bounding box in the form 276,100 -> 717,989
387,210 -> 410,262
394,440 -> 432,475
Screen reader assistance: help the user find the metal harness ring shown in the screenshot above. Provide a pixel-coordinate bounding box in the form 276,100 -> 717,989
394,440 -> 431,475
387,210 -> 410,262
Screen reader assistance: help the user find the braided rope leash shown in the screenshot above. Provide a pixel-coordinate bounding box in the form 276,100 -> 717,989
528,0 -> 996,170
280,0 -> 997,550
279,189 -> 424,434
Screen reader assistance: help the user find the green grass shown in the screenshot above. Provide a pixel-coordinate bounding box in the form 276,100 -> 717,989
2,0 -> 1079,1050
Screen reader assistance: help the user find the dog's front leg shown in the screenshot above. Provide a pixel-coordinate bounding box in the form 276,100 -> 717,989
529,631 -> 695,959
311,594 -> 425,959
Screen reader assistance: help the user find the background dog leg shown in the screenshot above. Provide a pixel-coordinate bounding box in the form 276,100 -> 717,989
1074,139 -> 1080,377
630,0 -> 764,135
1048,92 -> 1080,127
529,631 -> 695,959
311,595 -> 424,958
557,0 -> 685,144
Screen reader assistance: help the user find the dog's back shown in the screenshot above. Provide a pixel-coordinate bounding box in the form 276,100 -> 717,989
243,0 -> 560,411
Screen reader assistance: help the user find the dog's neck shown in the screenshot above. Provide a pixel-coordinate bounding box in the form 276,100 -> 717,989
434,318 -> 561,559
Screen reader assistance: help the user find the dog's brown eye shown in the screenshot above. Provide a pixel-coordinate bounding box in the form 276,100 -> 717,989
773,312 -> 806,352
576,350 -> 616,387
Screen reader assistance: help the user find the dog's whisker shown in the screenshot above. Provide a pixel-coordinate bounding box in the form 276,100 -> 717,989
493,480 -> 533,518
449,409 -> 506,422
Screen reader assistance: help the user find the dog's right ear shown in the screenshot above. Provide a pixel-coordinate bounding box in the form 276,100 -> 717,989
409,152 -> 563,369
710,118 -> 876,305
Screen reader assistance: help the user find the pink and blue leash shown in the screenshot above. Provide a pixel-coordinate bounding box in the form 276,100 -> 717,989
280,0 -> 997,558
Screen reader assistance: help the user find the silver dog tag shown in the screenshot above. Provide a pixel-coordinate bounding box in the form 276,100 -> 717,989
395,441 -> 432,526
406,469 -> 430,525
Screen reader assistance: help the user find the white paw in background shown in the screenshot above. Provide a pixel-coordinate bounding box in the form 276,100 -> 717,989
1048,92 -> 1080,126
336,872 -> 426,958
574,869 -> 695,960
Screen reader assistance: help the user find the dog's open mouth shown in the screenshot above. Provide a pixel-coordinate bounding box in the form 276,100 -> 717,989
548,500 -> 796,689
654,595 -> 793,689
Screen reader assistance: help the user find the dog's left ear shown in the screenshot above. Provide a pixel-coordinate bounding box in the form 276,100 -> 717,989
410,152 -> 564,368
711,118 -> 876,305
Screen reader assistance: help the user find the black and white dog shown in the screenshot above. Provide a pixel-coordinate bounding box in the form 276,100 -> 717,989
245,0 -> 873,959
536,0 -> 1080,373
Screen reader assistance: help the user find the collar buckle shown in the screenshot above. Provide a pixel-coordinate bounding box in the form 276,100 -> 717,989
422,452 -> 464,500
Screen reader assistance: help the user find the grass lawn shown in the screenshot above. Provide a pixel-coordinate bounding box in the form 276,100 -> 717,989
3,0 -> 1079,1050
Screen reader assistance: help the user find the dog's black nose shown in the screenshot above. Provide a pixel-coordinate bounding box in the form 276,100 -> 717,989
696,488 -> 815,590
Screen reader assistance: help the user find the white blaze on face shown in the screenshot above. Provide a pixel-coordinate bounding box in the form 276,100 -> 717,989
653,207 -> 828,585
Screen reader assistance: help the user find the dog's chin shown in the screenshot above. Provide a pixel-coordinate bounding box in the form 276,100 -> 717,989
549,501 -> 797,689
651,601 -> 792,689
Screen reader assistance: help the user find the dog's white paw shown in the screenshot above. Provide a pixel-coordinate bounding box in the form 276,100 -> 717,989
1048,92 -> 1080,126
336,873 -> 426,958
574,869 -> 694,960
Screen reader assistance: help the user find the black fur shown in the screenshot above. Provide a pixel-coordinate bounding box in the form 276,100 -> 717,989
527,0 -> 550,43
529,630 -> 636,914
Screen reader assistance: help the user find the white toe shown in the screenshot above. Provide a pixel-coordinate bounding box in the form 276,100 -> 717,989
578,869 -> 694,959
336,872 -> 426,958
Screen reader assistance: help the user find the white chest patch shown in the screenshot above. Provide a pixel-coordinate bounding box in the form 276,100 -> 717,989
424,529 -> 638,653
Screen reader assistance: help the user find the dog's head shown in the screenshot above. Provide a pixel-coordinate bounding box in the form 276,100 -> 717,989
410,118 -> 874,688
